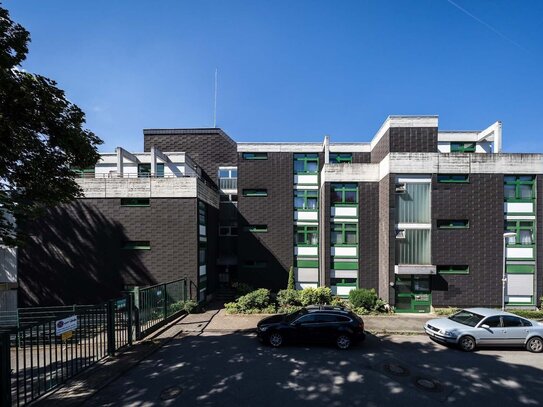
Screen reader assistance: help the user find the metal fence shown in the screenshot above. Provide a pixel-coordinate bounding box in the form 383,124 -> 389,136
0,296 -> 133,407
135,278 -> 188,339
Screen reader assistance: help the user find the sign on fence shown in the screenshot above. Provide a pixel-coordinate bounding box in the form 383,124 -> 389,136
55,315 -> 78,336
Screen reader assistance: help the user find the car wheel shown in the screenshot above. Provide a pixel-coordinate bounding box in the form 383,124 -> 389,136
526,336 -> 543,353
458,335 -> 476,352
269,332 -> 283,348
336,334 -> 352,350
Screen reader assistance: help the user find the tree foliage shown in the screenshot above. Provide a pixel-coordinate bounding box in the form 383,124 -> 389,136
0,5 -> 102,244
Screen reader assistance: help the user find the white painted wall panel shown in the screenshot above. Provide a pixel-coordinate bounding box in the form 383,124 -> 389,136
506,247 -> 534,259
294,211 -> 318,221
507,274 -> 534,296
295,268 -> 318,282
294,175 -> 318,185
296,282 -> 318,290
331,247 -> 358,257
332,285 -> 355,296
295,246 -> 319,256
506,296 -> 532,303
331,269 -> 358,279
331,207 -> 357,218
504,202 -> 534,213
437,142 -> 451,153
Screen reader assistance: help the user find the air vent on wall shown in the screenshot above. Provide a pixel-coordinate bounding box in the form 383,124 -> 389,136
395,229 -> 406,239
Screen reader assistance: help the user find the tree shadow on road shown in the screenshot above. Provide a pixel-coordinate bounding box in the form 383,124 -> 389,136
76,332 -> 543,407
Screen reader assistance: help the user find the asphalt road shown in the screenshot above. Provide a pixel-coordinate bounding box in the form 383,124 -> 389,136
84,332 -> 543,407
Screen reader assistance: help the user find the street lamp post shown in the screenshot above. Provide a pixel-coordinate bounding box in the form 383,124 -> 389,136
502,232 -> 517,311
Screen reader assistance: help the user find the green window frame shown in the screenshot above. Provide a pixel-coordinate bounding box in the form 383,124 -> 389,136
294,153 -> 319,174
244,225 -> 268,233
120,198 -> 150,207
294,190 -> 318,210
505,220 -> 535,247
331,223 -> 358,245
504,175 -> 535,202
329,153 -> 352,164
122,241 -> 150,250
242,189 -> 268,197
137,163 -> 164,178
295,225 -> 318,246
450,142 -> 476,153
437,219 -> 469,229
437,265 -> 469,275
331,183 -> 358,205
437,174 -> 469,183
296,259 -> 319,268
506,264 -> 535,274
330,278 -> 357,286
242,152 -> 268,160
332,261 -> 358,270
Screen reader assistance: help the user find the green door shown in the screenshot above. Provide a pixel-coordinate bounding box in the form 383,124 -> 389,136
395,275 -> 431,313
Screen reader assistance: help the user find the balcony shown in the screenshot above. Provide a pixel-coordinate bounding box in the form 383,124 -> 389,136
219,178 -> 237,191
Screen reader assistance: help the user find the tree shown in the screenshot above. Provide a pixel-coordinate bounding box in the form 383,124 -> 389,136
0,5 -> 102,245
287,266 -> 295,290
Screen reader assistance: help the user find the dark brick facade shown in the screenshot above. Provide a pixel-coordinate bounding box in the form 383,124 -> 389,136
389,127 -> 438,153
236,152 -> 294,290
352,152 -> 371,163
143,129 -> 238,187
18,198 -> 202,306
358,182 -> 379,290
431,174 -> 504,307
321,183 -> 332,288
538,176 -> 543,307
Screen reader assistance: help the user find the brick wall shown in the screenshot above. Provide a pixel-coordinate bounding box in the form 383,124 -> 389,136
359,182 -> 379,290
389,127 -> 438,153
236,152 -> 294,290
431,174 -> 503,307
18,198 -> 199,306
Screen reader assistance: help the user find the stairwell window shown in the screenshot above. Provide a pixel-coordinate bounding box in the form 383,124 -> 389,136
242,152 -> 268,160
329,153 -> 352,164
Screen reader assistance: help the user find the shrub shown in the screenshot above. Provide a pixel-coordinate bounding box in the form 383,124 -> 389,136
277,289 -> 301,307
349,288 -> 378,310
182,300 -> 201,314
434,307 -> 459,316
231,282 -> 254,298
225,288 -> 273,313
287,266 -> 295,290
299,287 -> 332,306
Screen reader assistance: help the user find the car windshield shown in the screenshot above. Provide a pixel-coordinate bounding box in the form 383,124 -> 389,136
285,308 -> 308,323
448,310 -> 485,327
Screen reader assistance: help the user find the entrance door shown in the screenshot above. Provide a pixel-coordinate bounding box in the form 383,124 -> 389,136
395,275 -> 432,313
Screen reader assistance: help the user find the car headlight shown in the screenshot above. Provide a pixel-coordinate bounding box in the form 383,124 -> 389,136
441,330 -> 455,337
258,326 -> 269,332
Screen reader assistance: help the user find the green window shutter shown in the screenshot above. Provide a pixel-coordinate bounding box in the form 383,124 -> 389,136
506,264 -> 535,274
332,261 -> 358,270
296,259 -> 319,268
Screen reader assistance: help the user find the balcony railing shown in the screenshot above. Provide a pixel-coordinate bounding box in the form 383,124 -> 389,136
219,178 -> 237,191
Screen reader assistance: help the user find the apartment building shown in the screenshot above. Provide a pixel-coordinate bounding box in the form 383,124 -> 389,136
15,116 -> 543,312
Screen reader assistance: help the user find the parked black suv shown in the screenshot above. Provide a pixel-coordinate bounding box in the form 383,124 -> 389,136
256,306 -> 365,349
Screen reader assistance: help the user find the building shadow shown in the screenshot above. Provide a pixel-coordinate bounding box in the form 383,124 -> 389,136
18,201 -> 154,306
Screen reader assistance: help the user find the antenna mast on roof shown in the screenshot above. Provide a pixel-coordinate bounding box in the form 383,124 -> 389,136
213,68 -> 218,128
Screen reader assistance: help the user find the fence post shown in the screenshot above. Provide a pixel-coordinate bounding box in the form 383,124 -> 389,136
106,300 -> 115,356
0,332 -> 12,407
183,279 -> 187,302
126,293 -> 133,346
163,283 -> 168,320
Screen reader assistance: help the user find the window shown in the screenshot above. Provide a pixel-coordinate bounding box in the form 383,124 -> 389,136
437,174 -> 469,183
397,229 -> 431,264
220,194 -> 238,202
294,190 -> 318,210
330,278 -> 357,286
505,220 -> 535,246
482,316 -> 501,328
120,198 -> 150,207
450,142 -> 476,153
295,226 -> 318,245
245,225 -> 268,233
331,184 -> 358,205
219,167 -> 237,190
504,175 -> 535,201
331,223 -> 357,245
329,153 -> 352,164
242,260 -> 267,269
199,248 -> 206,264
138,164 -> 151,178
437,265 -> 469,275
242,189 -> 267,197
219,226 -> 238,236
437,219 -> 469,229
122,241 -> 150,250
396,183 -> 431,223
294,154 -> 319,174
502,316 -> 524,328
198,202 -> 206,225
295,314 -> 318,324
242,152 -> 268,160
72,167 -> 95,178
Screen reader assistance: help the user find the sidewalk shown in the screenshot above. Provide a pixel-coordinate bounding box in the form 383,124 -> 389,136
206,308 -> 432,334
34,305 -> 431,406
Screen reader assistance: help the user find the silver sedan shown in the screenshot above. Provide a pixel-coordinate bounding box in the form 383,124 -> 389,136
424,307 -> 543,352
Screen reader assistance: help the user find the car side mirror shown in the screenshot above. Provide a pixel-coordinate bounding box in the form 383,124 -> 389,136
481,324 -> 490,329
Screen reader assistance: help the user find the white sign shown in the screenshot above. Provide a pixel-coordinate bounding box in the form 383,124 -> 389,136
56,315 -> 78,336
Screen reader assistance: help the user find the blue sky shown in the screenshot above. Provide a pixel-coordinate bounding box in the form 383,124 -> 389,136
4,0 -> 543,153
